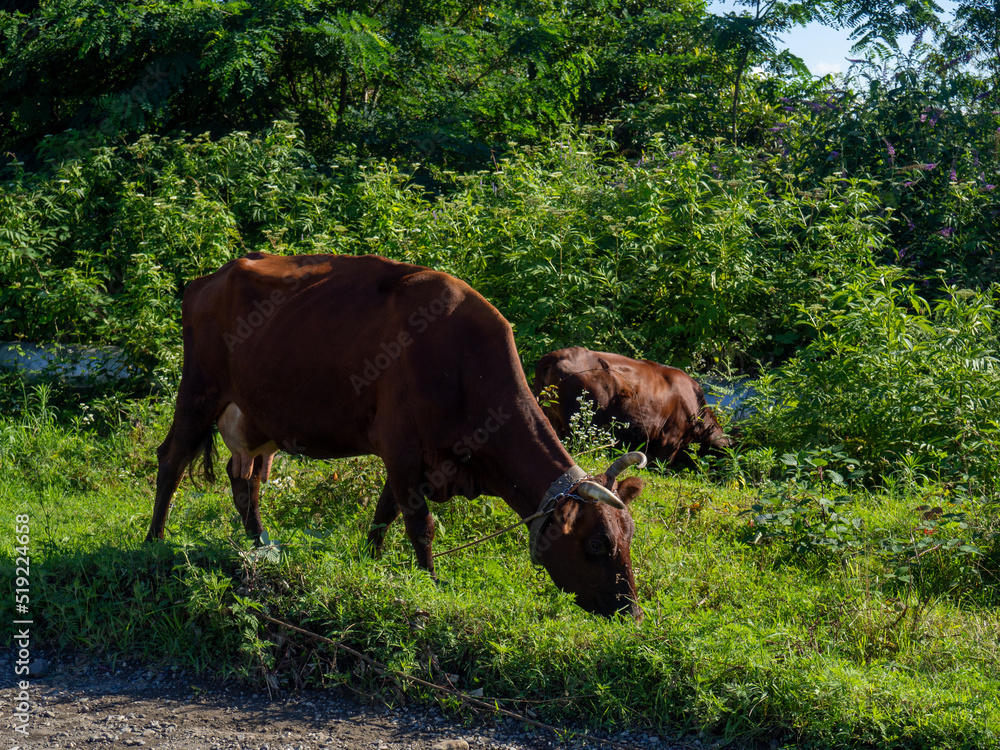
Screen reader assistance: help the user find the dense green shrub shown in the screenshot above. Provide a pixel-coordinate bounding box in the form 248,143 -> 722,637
775,49 -> 1000,289
1,123 -> 891,374
2,121 -> 994,490
745,267 -> 1000,492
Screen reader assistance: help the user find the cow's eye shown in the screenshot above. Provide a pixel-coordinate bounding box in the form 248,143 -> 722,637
586,538 -> 609,557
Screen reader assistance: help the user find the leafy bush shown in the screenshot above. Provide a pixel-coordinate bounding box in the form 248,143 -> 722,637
743,446 -> 867,559
739,445 -> 992,603
776,47 -> 1000,289
745,267 -> 1000,493
1,124 -> 892,377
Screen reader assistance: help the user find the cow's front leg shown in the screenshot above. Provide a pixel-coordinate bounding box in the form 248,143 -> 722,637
393,483 -> 435,574
365,481 -> 401,558
401,500 -> 436,573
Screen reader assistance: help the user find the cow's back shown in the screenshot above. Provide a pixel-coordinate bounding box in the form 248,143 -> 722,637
534,347 -> 728,463
180,252 -> 525,460
178,254 -> 408,400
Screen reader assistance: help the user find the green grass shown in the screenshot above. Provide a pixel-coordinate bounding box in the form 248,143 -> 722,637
1,398 -> 998,749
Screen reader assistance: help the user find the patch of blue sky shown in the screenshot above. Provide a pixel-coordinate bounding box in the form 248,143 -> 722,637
708,1 -> 960,76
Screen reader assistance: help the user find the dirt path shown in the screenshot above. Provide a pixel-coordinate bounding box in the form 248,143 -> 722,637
2,653 -> 694,750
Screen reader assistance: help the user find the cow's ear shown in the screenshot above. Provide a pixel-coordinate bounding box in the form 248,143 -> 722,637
554,496 -> 581,533
616,476 -> 644,505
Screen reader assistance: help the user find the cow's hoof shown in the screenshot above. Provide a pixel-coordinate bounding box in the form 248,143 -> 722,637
361,538 -> 384,560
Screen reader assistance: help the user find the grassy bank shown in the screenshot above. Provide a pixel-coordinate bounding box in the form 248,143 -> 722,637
1,397 -> 998,749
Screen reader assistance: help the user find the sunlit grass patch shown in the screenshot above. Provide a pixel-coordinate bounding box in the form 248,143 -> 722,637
0,405 -> 997,749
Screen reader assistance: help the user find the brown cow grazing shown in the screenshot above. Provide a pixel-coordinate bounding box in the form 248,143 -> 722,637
146,253 -> 647,619
533,347 -> 732,467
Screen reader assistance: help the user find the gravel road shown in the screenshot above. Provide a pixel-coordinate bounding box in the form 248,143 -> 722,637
2,652 -> 706,750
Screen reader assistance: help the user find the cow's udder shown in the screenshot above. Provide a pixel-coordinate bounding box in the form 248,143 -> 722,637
217,403 -> 278,481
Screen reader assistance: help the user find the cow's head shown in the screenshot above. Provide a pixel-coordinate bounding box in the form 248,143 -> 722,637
530,452 -> 647,621
697,404 -> 735,452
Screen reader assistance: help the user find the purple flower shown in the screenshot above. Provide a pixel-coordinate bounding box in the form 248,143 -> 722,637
938,227 -> 954,237
668,149 -> 684,159
949,166 -> 957,182
983,184 -> 997,192
920,163 -> 937,171
883,138 -> 895,165
903,181 -> 916,188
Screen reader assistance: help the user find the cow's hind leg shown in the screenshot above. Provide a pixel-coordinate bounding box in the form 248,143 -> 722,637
229,454 -> 267,545
146,416 -> 218,542
365,481 -> 401,558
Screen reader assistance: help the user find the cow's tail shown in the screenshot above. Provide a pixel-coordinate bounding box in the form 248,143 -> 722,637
186,427 -> 219,487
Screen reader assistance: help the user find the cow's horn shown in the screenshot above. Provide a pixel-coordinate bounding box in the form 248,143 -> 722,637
576,481 -> 626,510
605,451 -> 648,482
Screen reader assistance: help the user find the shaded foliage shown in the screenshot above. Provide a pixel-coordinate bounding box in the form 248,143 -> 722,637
0,0 -> 711,166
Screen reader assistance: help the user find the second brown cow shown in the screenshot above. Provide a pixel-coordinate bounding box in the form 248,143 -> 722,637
533,347 -> 732,467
